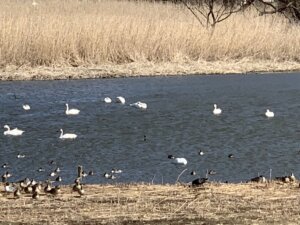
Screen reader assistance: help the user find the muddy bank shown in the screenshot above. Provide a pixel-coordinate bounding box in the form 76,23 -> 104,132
1,60 -> 300,81
1,182 -> 300,224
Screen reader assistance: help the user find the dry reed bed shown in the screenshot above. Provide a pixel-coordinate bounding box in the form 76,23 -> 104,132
0,0 -> 300,80
1,182 -> 300,224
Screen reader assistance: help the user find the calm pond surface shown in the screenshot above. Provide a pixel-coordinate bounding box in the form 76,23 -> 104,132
1,73 -> 300,184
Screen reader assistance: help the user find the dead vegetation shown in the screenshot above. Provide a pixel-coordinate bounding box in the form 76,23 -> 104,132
1,182 -> 300,224
0,0 -> 300,80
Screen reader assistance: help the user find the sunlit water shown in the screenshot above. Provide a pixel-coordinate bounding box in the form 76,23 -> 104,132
1,73 -> 300,184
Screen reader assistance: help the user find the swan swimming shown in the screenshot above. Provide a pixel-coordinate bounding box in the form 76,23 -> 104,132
168,155 -> 188,166
22,104 -> 30,111
116,96 -> 126,104
130,101 -> 147,110
65,103 -> 80,115
265,109 -> 274,118
59,129 -> 77,139
103,97 -> 112,103
213,104 -> 222,115
3,125 -> 24,136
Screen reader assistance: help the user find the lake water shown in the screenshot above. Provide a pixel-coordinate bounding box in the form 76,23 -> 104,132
1,73 -> 300,184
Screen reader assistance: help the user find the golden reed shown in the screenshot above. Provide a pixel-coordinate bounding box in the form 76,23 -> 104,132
0,0 -> 299,68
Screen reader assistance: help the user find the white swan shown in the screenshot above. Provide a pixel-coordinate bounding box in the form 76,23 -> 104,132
130,101 -> 147,110
3,125 -> 24,136
168,155 -> 187,166
59,129 -> 77,139
65,103 -> 80,115
103,97 -> 112,103
265,109 -> 274,118
116,96 -> 126,104
22,104 -> 30,111
213,104 -> 222,115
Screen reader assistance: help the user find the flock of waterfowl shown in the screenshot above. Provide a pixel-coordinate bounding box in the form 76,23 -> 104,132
0,95 -> 148,199
167,103 -> 275,167
2,96 -> 148,138
0,93 -> 293,202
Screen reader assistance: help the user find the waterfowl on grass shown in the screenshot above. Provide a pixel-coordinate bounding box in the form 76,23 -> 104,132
32,191 -> 40,200
192,178 -> 208,186
14,188 -> 21,198
49,185 -> 61,196
250,175 -> 267,183
4,182 -> 16,193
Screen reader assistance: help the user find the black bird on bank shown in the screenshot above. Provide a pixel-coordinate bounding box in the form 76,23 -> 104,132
192,178 -> 208,186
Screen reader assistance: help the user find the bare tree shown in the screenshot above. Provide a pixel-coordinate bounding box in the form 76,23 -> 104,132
252,0 -> 300,22
179,0 -> 248,28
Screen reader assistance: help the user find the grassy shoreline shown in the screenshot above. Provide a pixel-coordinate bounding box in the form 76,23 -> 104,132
1,60 -> 300,81
1,182 -> 300,224
0,0 -> 299,81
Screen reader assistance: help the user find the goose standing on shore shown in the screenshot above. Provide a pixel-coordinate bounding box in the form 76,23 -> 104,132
265,109 -> 274,118
65,103 -> 80,115
3,125 -> 24,136
213,104 -> 222,115
59,129 -> 77,139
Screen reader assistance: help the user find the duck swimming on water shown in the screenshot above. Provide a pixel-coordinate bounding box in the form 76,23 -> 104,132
168,155 -> 188,166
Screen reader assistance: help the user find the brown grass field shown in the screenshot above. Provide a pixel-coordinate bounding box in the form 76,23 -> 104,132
0,0 -> 299,80
1,182 -> 300,224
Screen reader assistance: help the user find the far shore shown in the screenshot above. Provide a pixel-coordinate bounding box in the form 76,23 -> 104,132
1,60 -> 300,81
1,181 -> 300,224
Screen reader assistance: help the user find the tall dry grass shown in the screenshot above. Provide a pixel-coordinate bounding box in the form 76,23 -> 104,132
0,0 -> 299,68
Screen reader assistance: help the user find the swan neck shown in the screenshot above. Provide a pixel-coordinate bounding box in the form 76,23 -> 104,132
60,129 -> 63,137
